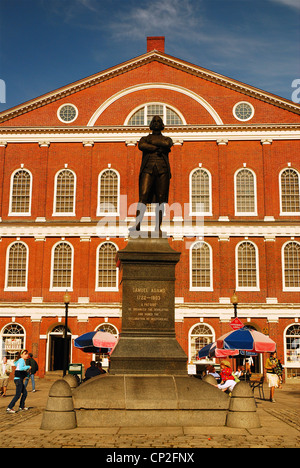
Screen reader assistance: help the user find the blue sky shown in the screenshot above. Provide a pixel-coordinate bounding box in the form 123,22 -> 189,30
0,0 -> 299,112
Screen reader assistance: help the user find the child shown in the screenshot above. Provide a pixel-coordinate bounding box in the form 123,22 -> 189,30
214,360 -> 237,393
6,349 -> 31,413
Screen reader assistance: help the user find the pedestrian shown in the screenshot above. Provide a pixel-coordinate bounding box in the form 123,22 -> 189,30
214,360 -> 237,393
24,353 -> 38,392
265,351 -> 280,402
0,357 -> 12,397
6,349 -> 31,413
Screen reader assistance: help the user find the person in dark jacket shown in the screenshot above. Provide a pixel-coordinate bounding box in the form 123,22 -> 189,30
83,361 -> 106,382
24,353 -> 38,392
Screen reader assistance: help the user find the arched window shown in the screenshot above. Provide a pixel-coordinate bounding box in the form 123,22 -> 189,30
190,241 -> 213,290
190,168 -> 212,215
5,242 -> 28,290
9,169 -> 32,215
97,169 -> 120,216
51,242 -> 73,291
126,103 -> 184,126
189,323 -> 214,363
285,324 -> 300,379
280,168 -> 300,215
96,242 -> 118,291
0,323 -> 25,361
236,241 -> 259,290
53,169 -> 76,215
282,241 -> 300,290
235,168 -> 257,215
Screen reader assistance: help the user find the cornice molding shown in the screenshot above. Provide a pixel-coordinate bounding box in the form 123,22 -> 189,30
0,123 -> 299,144
0,51 -> 299,124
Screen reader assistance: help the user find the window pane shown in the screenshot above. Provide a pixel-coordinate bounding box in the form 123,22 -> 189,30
237,242 -> 257,288
55,170 -> 75,213
98,243 -> 117,289
52,243 -> 72,288
99,170 -> 119,213
236,169 -> 255,213
7,243 -> 27,288
11,170 -> 31,213
191,169 -> 210,213
284,242 -> 300,288
191,242 -> 211,288
281,169 -> 300,213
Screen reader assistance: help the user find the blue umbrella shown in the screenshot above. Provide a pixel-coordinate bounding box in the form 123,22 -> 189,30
198,342 -> 239,359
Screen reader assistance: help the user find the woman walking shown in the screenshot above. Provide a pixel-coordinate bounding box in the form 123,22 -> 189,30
6,349 -> 31,413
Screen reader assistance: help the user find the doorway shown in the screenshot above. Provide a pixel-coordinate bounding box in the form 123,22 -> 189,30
48,325 -> 71,371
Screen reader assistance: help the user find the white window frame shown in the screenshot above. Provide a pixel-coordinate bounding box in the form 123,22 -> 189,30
233,101 -> 255,122
234,167 -> 257,216
57,103 -> 78,124
8,168 -> 32,216
235,240 -> 260,291
53,169 -> 77,217
188,323 -> 215,364
97,168 -> 120,217
189,240 -> 213,291
284,323 -> 300,369
4,241 -> 29,291
50,241 -> 74,292
189,167 -> 212,216
95,241 -> 119,292
282,241 -> 300,291
279,168 -> 300,216
124,102 -> 186,126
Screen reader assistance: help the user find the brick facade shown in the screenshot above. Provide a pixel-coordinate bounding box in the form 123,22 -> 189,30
0,37 -> 299,379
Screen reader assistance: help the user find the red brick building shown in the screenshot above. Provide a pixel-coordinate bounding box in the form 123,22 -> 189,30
0,37 -> 299,380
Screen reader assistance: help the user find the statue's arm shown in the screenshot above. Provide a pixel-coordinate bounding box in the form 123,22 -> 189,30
138,137 -> 157,152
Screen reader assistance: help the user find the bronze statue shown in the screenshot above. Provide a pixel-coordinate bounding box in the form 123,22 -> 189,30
129,115 -> 173,235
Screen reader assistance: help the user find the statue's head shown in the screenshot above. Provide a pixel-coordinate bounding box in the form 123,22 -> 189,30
149,115 -> 165,131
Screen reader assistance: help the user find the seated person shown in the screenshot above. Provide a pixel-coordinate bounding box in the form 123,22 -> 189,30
206,365 -> 221,383
83,361 -> 106,381
214,360 -> 237,393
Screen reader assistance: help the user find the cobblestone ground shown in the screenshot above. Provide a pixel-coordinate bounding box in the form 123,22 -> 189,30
0,379 -> 299,449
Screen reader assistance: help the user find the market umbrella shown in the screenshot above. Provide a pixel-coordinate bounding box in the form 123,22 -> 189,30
198,342 -> 240,359
216,327 -> 276,353
74,331 -> 118,354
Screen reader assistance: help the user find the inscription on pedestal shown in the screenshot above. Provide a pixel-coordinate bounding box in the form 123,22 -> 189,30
124,281 -> 173,330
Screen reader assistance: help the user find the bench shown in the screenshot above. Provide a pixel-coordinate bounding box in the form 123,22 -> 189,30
249,373 -> 265,400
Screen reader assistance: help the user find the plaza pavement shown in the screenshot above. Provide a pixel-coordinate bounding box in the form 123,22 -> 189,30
0,376 -> 299,449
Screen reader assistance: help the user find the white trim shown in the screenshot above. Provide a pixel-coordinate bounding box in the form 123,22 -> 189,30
4,241 -> 29,291
279,167 -> 300,216
234,167 -> 258,216
8,168 -> 32,216
87,83 -> 223,126
235,240 -> 260,291
96,168 -> 120,217
283,323 -> 300,368
189,167 -> 213,216
95,241 -> 119,292
188,322 -> 215,364
233,101 -> 255,122
189,240 -> 213,291
124,102 -> 187,126
57,103 -> 78,124
282,240 -> 300,291
52,168 -> 77,216
50,241 -> 74,292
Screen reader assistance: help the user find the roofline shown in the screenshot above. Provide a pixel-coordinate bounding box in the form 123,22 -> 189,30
0,50 -> 299,124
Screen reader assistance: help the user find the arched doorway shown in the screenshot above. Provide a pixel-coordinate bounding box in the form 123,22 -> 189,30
47,325 -> 71,371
